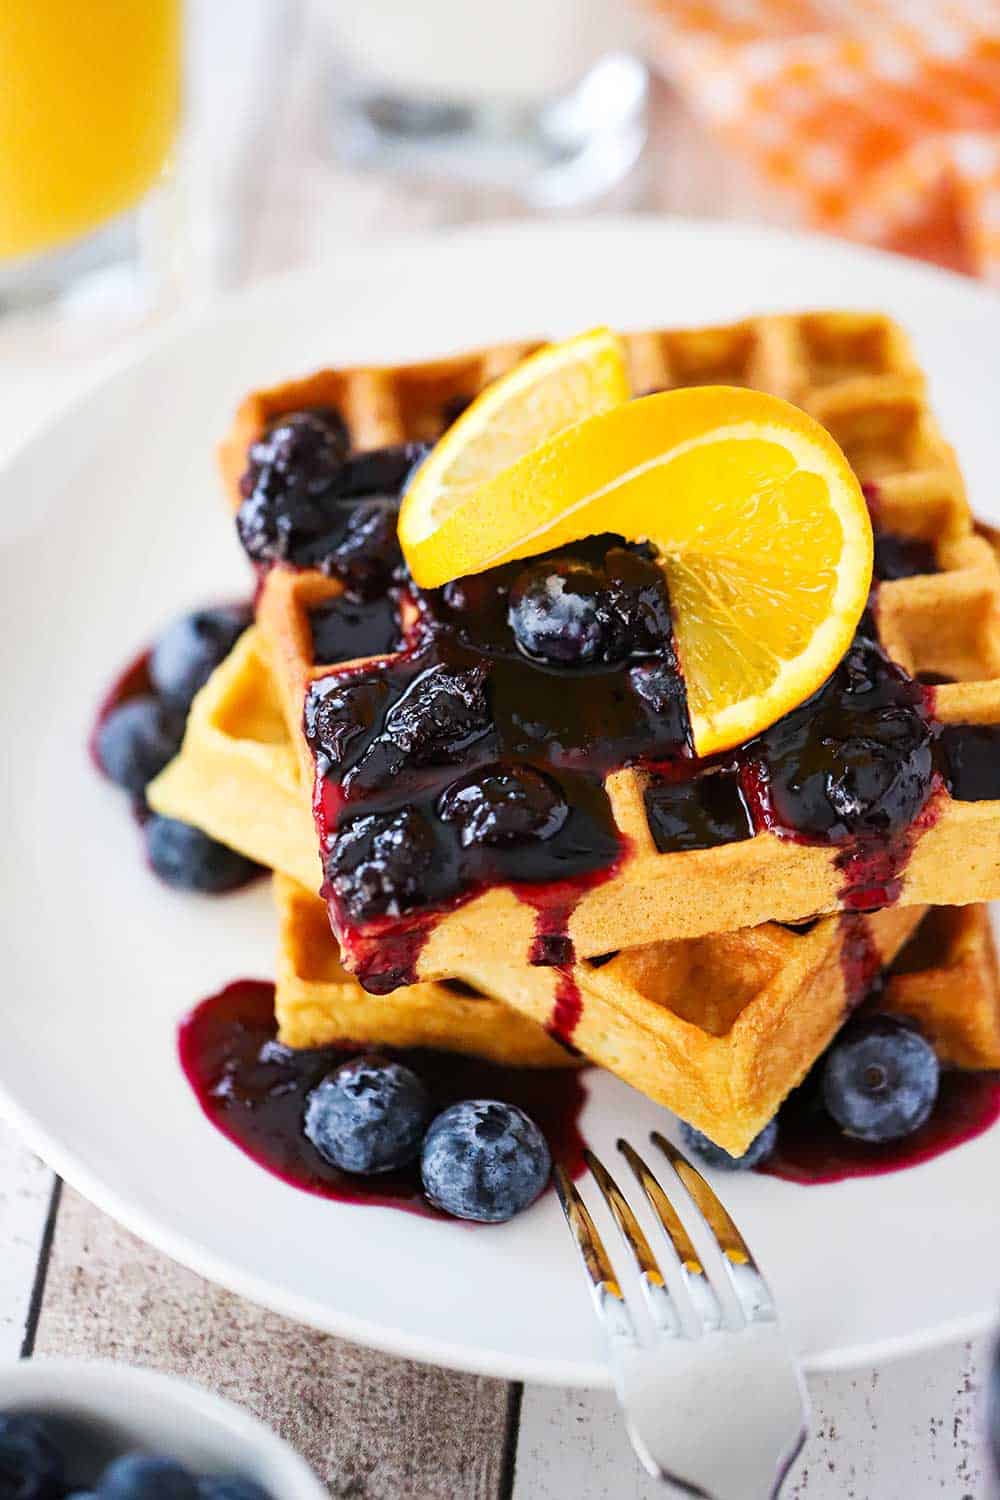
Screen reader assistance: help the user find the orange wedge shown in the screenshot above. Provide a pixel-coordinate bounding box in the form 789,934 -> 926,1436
400,383 -> 873,756
399,326 -> 629,563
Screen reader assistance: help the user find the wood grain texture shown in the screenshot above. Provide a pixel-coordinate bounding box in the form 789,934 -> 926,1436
512,1339 -> 990,1500
0,1118 -> 57,1360
33,1187 -> 514,1500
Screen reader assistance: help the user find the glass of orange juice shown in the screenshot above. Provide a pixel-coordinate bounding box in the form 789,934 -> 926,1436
0,0 -> 181,313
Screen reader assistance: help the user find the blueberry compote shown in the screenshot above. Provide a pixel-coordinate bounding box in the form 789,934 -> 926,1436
304,534 -> 692,996
741,629 -> 942,909
863,483 -> 940,582
644,624 -> 943,909
178,979 -> 586,1215
238,411 -> 427,668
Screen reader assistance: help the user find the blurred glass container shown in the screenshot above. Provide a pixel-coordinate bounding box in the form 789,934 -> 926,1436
0,1 -> 182,316
325,0 -> 648,207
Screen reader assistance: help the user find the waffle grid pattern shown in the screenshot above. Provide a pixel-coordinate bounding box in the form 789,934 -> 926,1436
228,313 -> 1000,986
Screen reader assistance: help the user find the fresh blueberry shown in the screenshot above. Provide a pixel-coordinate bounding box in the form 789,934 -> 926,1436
98,1455 -> 198,1500
149,605 -> 252,712
96,696 -> 185,799
420,1100 -> 551,1222
325,807 -> 435,921
0,1413 -> 64,1500
508,560 -> 617,666
438,764 -> 568,847
821,1015 -> 939,1143
304,1056 -> 430,1173
197,1477 -> 271,1500
144,816 -> 260,893
679,1119 -> 778,1171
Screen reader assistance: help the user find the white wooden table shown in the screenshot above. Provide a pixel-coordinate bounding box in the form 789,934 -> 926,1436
0,5 -> 994,1489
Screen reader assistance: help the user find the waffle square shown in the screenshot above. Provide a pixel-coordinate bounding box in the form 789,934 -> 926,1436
227,313 -> 1000,993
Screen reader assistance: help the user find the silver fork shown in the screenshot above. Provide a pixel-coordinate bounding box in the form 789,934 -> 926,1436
555,1131 -> 809,1498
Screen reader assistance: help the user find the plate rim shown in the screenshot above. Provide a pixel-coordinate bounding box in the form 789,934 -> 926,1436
1,212 -> 998,1384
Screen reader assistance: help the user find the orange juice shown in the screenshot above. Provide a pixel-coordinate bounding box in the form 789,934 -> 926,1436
0,1 -> 181,262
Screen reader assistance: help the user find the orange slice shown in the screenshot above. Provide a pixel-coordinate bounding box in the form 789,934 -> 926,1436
399,326 -> 629,563
400,383 -> 873,756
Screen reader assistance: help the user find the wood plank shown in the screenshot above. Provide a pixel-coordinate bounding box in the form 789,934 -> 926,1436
512,1338 -> 990,1499
34,1187 -> 514,1500
0,1118 -> 58,1360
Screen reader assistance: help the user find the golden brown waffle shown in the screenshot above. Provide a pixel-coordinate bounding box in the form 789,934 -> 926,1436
149,628 -> 985,1153
278,874 -> 1000,1156
274,873 -> 574,1067
228,313 -> 1000,989
278,881 -> 1000,1151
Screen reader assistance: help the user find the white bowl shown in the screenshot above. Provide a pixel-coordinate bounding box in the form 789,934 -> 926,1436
0,1360 -> 328,1500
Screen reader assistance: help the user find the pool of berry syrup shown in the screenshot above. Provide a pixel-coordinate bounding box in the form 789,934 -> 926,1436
178,979 -> 588,1217
761,1069 -> 1000,1185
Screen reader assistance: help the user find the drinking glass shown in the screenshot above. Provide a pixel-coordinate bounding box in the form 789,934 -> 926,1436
325,0 -> 648,207
0,1 -> 182,315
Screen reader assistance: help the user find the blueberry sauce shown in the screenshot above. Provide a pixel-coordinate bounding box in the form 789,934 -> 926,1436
644,766 -> 754,853
760,1069 -> 1000,1184
308,594 -> 404,665
837,913 -> 883,1006
939,724 -> 1000,802
863,483 -> 940,581
307,535 -> 687,990
178,979 -> 587,1214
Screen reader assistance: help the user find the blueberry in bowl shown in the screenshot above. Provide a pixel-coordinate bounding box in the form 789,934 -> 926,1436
821,1014 -> 939,1142
0,1412 -> 64,1500
149,606 -> 252,714
95,698 -> 185,801
420,1100 -> 552,1222
304,1056 -> 430,1174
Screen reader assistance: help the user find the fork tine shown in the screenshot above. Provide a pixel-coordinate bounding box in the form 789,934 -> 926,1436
617,1138 -> 723,1334
553,1166 -> 640,1356
583,1149 -> 683,1339
652,1131 -> 777,1325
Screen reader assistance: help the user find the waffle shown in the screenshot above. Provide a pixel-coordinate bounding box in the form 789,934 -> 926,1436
228,312 -> 1000,990
150,630 -> 996,1154
278,878 -> 1000,1152
149,631 -> 571,1069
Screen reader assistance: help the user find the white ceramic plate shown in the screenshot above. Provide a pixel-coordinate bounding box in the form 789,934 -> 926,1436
1,219 -> 998,1386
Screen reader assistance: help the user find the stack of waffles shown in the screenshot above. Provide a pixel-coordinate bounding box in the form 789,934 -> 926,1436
150,312 -> 1000,1156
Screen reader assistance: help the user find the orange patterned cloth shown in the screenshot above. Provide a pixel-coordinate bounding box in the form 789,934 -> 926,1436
643,0 -> 1000,279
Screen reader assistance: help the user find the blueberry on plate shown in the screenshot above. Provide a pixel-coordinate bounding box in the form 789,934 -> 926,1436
0,1412 -> 64,1500
99,1455 -> 199,1500
304,1056 -> 430,1174
679,1118 -> 778,1171
197,1479 -> 271,1500
421,1100 -> 551,1222
149,605 -> 252,713
144,816 -> 261,893
821,1014 -> 939,1143
96,697 -> 185,799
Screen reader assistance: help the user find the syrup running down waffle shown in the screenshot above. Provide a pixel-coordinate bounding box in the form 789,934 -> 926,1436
225,313 -> 1000,996
150,628 -> 1000,1153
